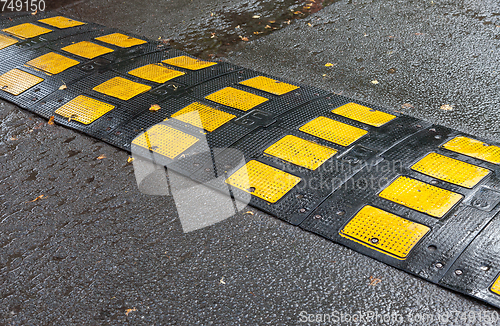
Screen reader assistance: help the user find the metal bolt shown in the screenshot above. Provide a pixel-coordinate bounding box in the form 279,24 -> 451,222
480,265 -> 490,271
435,262 -> 443,269
370,238 -> 379,244
299,208 -> 306,213
455,269 -> 463,275
435,135 -> 442,139
313,215 -> 322,220
336,210 -> 345,216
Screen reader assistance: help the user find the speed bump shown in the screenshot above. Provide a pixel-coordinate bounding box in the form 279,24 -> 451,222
2,12 -> 500,309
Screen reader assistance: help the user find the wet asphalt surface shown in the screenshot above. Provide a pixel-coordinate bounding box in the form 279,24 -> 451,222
1,0 -> 500,325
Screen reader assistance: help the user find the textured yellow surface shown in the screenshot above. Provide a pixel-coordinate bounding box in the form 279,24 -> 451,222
239,76 -> 299,95
95,33 -> 147,48
225,160 -> 301,203
93,77 -> 151,101
332,102 -> 396,127
162,56 -> 217,70
340,205 -> 430,259
411,153 -> 490,188
55,95 -> 115,124
171,102 -> 235,132
128,64 -> 185,83
26,52 -> 80,75
61,41 -> 113,59
299,116 -> 367,146
205,87 -> 268,111
0,69 -> 43,95
379,176 -> 463,218
0,34 -> 18,50
38,16 -> 85,29
3,23 -> 51,39
442,136 -> 500,165
264,135 -> 337,170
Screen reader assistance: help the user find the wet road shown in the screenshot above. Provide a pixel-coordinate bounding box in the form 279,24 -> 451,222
1,0 -> 500,325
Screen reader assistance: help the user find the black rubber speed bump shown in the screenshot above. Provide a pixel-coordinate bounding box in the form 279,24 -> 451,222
1,12 -> 500,309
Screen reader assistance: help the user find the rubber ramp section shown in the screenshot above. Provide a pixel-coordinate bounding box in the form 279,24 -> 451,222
1,12 -> 500,308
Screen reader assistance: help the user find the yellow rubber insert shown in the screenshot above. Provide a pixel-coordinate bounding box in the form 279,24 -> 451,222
0,69 -> 43,95
0,34 -> 18,50
55,95 -> 115,124
442,136 -> 500,165
264,135 -> 337,170
332,102 -> 396,127
128,64 -> 185,83
340,205 -> 430,260
162,56 -> 217,70
2,23 -> 51,39
171,102 -> 236,132
205,87 -> 268,111
131,124 -> 199,159
95,33 -> 147,48
93,77 -> 151,101
490,275 -> 500,295
379,176 -> 463,218
38,16 -> 86,29
26,52 -> 80,75
239,76 -> 299,95
225,160 -> 301,203
299,116 -> 367,146
412,153 -> 490,188
61,41 -> 114,59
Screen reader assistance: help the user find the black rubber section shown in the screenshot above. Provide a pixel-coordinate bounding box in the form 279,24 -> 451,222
1,12 -> 500,309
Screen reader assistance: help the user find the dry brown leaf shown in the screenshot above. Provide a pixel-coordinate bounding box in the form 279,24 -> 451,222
401,103 -> 414,109
219,277 -> 226,284
27,195 -> 44,203
252,15 -> 260,19
31,10 -> 37,15
127,157 -> 134,163
440,104 -> 454,111
125,308 -> 137,316
268,20 -> 276,23
9,136 -> 18,141
265,25 -> 272,29
371,80 -> 379,84
97,154 -> 106,160
369,276 -> 382,286
245,211 -> 254,215
240,36 -> 249,41
59,84 -> 67,90
325,63 -> 334,67
149,104 -> 161,111
307,23 -> 313,27
48,116 -> 55,125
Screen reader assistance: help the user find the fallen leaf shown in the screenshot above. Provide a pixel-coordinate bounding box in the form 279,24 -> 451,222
127,157 -> 134,163
9,136 -> 18,141
210,12 -> 214,17
59,84 -> 67,90
440,104 -> 454,111
268,20 -> 276,23
294,11 -> 302,15
307,23 -> 313,27
47,116 -> 55,125
97,154 -> 106,160
219,277 -> 226,285
68,114 -> 78,122
235,25 -> 240,29
252,15 -> 260,19
325,63 -> 334,67
125,308 -> 137,316
265,25 -> 272,29
286,20 -> 291,24
31,10 -> 37,15
401,103 -> 414,109
253,31 -> 262,35
210,33 -> 216,39
240,36 -> 249,41
369,276 -> 382,286
415,32 -> 424,35
149,104 -> 161,111
387,68 -> 397,74
245,211 -> 254,215
27,195 -> 44,203
371,80 -> 379,84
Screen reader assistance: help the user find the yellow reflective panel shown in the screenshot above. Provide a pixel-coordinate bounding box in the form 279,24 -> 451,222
442,136 -> 500,165
61,41 -> 114,59
0,69 -> 43,95
162,56 -> 217,70
490,275 -> 500,296
38,16 -> 86,29
171,102 -> 235,132
2,23 -> 51,39
379,176 -> 463,218
95,33 -> 147,48
205,87 -> 268,111
54,95 -> 115,124
264,135 -> 337,170
0,34 -> 18,50
411,153 -> 490,189
131,124 -> 199,159
93,77 -> 151,101
239,76 -> 299,95
332,102 -> 396,127
26,52 -> 80,75
225,160 -> 301,203
128,64 -> 185,83
299,116 -> 367,146
340,205 -> 430,260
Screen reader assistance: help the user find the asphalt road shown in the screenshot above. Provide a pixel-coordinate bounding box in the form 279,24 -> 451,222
1,0 -> 500,325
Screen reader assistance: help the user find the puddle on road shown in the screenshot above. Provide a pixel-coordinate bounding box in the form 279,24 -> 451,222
167,0 -> 340,59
